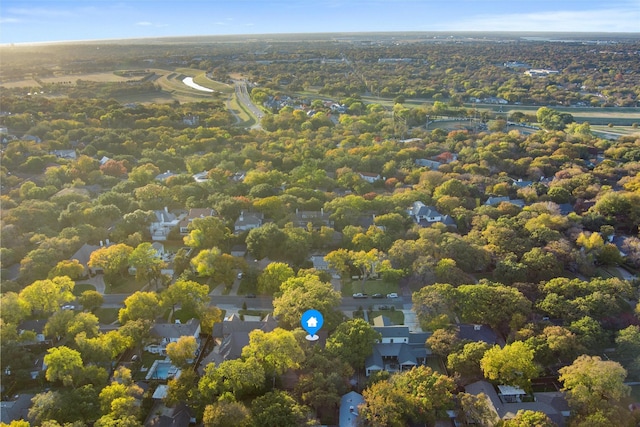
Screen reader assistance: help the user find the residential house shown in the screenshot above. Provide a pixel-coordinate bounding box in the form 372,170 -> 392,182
415,158 -> 443,170
457,324 -> 501,346
358,172 -> 382,183
465,380 -> 570,426
512,178 -> 534,189
234,210 -> 264,233
155,170 -> 178,182
230,244 -> 248,258
201,314 -> 278,370
484,196 -> 525,208
150,208 -> 183,241
292,208 -> 334,229
192,171 -> 209,183
70,241 -> 112,276
365,315 -> 432,376
407,201 -> 457,228
51,149 -> 77,160
178,208 -> 216,235
145,319 -> 201,355
339,391 -> 365,427
1,394 -> 35,424
18,319 -> 48,343
145,402 -> 195,427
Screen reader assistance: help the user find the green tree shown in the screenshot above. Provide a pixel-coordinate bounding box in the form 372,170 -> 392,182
447,341 -> 492,384
326,318 -> 381,369
427,327 -> 462,359
394,366 -> 456,423
203,400 -> 252,427
361,379 -> 412,427
241,328 -> 305,377
257,262 -> 295,295
199,358 -> 265,402
246,223 -> 286,260
44,346 -> 84,386
166,336 -> 198,368
44,309 -> 75,341
19,276 -> 75,314
559,355 -> 630,422
79,290 -> 104,312
250,390 -> 308,427
184,216 -> 231,250
128,242 -> 166,289
48,259 -> 85,280
500,410 -> 556,427
88,243 -> 133,280
0,292 -> 30,324
66,312 -> 100,339
273,275 -> 342,330
118,292 -> 161,324
458,392 -> 498,427
161,279 -> 210,316
480,341 -> 539,391
190,247 -> 222,278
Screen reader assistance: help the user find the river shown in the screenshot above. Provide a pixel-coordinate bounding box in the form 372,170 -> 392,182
182,77 -> 214,93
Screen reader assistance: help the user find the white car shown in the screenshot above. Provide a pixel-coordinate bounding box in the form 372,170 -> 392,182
386,293 -> 399,299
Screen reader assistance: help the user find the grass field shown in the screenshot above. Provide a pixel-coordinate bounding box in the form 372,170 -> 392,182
73,283 -> 97,295
342,279 -> 399,296
94,307 -> 119,324
369,309 -> 404,325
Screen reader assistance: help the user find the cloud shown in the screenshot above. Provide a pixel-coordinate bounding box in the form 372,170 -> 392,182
8,7 -> 76,18
434,6 -> 640,32
136,21 -> 153,26
0,17 -> 21,24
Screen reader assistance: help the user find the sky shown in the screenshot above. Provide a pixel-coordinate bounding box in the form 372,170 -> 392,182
1,0 -> 638,45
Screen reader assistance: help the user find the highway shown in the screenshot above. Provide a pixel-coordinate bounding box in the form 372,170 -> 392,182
233,79 -> 263,129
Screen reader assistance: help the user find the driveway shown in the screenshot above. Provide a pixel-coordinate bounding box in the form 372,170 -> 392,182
78,274 -> 106,294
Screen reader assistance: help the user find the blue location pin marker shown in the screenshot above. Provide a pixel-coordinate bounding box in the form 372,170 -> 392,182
301,309 -> 323,341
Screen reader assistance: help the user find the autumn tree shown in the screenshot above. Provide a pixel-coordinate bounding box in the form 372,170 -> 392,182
161,279 -> 210,316
241,328 -> 305,378
480,341 -> 539,391
559,355 -> 631,424
19,276 -> 75,314
166,336 -> 198,368
44,346 -> 84,387
203,400 -> 252,427
118,292 -> 161,324
88,243 -> 133,281
128,242 -> 166,289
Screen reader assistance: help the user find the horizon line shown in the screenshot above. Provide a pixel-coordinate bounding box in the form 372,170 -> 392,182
2,30 -> 640,48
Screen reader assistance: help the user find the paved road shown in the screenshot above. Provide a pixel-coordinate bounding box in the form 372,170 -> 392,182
102,293 -> 408,312
233,79 -> 263,130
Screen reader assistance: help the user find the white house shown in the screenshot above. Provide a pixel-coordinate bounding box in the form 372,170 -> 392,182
358,172 -> 382,183
150,207 -> 183,241
234,210 -> 264,233
145,319 -> 201,355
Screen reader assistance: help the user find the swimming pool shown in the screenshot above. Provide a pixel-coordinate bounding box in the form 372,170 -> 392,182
146,359 -> 181,380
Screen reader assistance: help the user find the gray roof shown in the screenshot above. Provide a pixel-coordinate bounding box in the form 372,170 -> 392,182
458,324 -> 499,345
70,243 -> 102,269
374,325 -> 410,338
150,319 -> 200,340
340,391 -> 365,427
465,380 -> 570,426
1,394 -> 34,424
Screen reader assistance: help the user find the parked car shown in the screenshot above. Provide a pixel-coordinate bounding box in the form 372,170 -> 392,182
378,305 -> 390,310
245,293 -> 256,298
386,293 -> 399,298
353,293 -> 368,299
371,293 -> 385,299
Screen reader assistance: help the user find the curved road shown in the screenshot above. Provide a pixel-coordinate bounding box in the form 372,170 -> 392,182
233,79 -> 263,130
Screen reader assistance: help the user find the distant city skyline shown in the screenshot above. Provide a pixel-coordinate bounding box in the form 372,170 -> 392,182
1,0 -> 639,45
